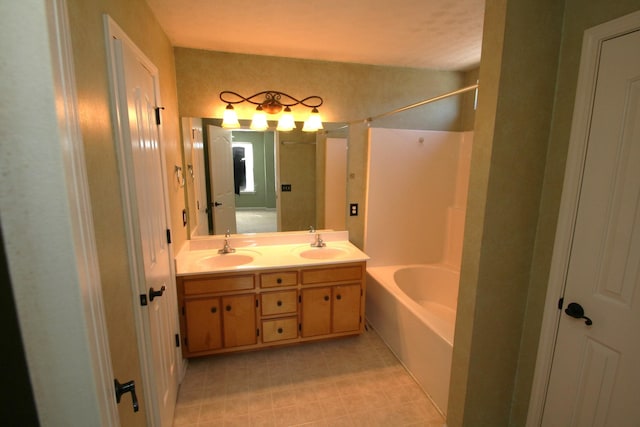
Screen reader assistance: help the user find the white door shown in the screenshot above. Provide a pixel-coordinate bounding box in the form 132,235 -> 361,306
208,125 -> 237,234
111,29 -> 178,426
542,29 -> 640,426
192,127 -> 209,236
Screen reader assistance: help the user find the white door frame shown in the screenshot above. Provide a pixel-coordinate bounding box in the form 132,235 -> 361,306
527,10 -> 640,426
104,15 -> 181,426
1,0 -> 119,424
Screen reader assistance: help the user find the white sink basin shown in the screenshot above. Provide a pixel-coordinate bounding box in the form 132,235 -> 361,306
297,247 -> 349,260
196,254 -> 254,268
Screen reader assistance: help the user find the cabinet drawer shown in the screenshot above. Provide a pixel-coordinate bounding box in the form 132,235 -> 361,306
261,290 -> 297,316
260,271 -> 298,288
301,264 -> 363,285
183,274 -> 255,295
262,317 -> 298,343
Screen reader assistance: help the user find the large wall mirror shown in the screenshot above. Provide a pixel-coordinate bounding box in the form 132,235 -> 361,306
181,117 -> 348,237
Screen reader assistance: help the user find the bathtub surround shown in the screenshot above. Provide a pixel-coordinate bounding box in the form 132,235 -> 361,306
365,129 -> 473,268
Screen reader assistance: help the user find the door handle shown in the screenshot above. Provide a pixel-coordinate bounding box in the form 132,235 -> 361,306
214,201 -> 223,207
114,379 -> 139,412
564,302 -> 593,325
149,285 -> 166,302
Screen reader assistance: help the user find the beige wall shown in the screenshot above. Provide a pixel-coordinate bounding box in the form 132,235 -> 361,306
174,48 -> 467,130
448,0 -> 640,426
66,0 -> 182,424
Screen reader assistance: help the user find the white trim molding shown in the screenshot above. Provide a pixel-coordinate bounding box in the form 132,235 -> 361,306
526,10 -> 640,426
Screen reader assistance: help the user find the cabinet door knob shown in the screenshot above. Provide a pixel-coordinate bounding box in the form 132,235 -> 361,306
277,300 -> 282,306
277,278 -> 282,284
277,327 -> 283,334
336,294 -> 342,300
324,295 -> 329,301
211,307 -> 217,313
226,305 -> 232,311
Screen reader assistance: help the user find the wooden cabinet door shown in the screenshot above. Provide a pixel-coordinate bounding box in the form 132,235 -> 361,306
301,287 -> 332,337
222,294 -> 257,347
185,297 -> 222,352
332,284 -> 361,333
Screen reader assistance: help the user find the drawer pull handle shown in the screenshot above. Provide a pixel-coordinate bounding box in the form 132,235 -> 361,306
277,300 -> 282,306
277,327 -> 283,334
277,278 -> 282,284
336,294 -> 342,300
226,305 -> 232,311
324,295 -> 329,301
211,307 -> 217,313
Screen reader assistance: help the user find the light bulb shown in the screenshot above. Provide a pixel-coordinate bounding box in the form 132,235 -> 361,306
277,107 -> 296,131
221,104 -> 240,128
302,108 -> 323,132
250,107 -> 268,130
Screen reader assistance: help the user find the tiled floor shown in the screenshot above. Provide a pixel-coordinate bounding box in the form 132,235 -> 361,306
173,327 -> 445,426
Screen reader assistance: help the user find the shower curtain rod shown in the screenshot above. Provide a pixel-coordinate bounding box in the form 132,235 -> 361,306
324,83 -> 479,133
362,83 -> 479,124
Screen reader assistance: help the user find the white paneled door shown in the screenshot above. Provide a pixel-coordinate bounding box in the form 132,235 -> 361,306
208,125 -> 237,234
108,18 -> 179,426
542,29 -> 640,426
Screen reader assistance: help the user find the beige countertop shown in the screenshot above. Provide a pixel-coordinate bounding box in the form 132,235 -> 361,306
175,230 -> 369,276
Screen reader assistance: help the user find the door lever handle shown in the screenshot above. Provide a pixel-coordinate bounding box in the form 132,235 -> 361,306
114,379 -> 139,412
149,285 -> 166,302
565,302 -> 593,325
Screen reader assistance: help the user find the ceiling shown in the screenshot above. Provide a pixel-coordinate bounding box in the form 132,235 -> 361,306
146,0 -> 485,71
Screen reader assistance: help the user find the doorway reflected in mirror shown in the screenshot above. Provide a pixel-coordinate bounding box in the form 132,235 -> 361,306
236,208 -> 277,233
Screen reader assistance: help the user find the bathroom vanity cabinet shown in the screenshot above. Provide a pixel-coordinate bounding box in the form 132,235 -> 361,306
176,261 -> 366,358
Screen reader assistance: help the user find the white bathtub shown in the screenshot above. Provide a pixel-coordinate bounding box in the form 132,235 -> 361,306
366,264 -> 459,415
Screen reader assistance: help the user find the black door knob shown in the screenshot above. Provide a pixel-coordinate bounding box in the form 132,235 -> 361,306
565,302 -> 593,325
149,285 -> 166,302
114,379 -> 139,412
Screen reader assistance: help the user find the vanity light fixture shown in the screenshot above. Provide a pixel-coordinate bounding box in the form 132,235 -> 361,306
219,90 -> 323,132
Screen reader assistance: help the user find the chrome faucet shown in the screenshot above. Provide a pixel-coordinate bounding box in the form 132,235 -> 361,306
218,229 -> 236,254
309,226 -> 315,233
310,233 -> 326,248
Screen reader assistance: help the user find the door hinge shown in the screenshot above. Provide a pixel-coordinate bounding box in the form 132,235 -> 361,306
256,328 -> 260,336
140,294 -> 148,306
298,295 -> 302,303
298,323 -> 302,331
154,106 -> 165,125
166,229 -> 172,244
181,306 -> 185,315
256,299 -> 259,308
558,297 -> 564,310
184,337 -> 188,347
175,333 -> 180,348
